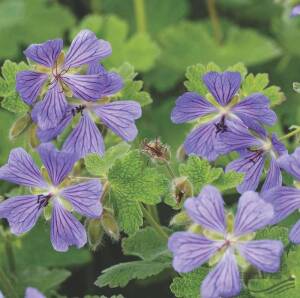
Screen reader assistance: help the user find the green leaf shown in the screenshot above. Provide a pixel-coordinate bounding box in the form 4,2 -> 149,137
170,268 -> 208,298
0,60 -> 30,114
122,227 -> 169,260
71,14 -> 159,72
212,171 -> 244,192
85,142 -> 131,177
255,226 -> 289,246
179,155 -> 223,194
95,260 -> 170,288
85,296 -> 124,298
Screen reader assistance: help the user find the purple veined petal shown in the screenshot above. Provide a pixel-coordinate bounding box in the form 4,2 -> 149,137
277,148 -> 300,181
93,101 -> 142,142
64,30 -> 112,68
87,62 -> 106,75
184,120 -> 220,161
232,93 -> 277,126
0,148 -> 47,188
262,187 -> 300,225
32,83 -> 68,130
50,199 -> 87,252
261,157 -> 282,193
61,179 -> 103,218
226,151 -> 266,193
171,92 -> 217,124
0,290 -> 3,298
234,191 -> 274,237
37,109 -> 73,143
62,113 -> 105,158
25,287 -> 46,298
0,195 -> 42,235
216,119 -> 261,155
62,73 -> 104,101
271,133 -> 287,156
237,240 -> 283,273
24,39 -> 63,67
201,250 -> 241,298
291,4 -> 300,17
184,185 -> 226,234
37,143 -> 77,186
289,220 -> 300,244
203,71 -> 241,106
168,232 -> 223,273
16,71 -> 48,105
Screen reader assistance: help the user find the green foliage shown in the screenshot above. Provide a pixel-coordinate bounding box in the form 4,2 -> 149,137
71,14 -> 160,72
170,268 -> 208,298
85,142 -> 131,177
85,296 -> 124,298
108,151 -> 169,234
255,226 -> 289,246
95,260 -> 170,288
0,60 -> 29,114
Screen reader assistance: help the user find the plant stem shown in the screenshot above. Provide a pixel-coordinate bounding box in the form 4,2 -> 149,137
0,268 -> 18,298
133,0 -> 147,33
206,0 -> 222,44
146,204 -> 160,223
4,239 -> 16,275
164,161 -> 176,179
141,204 -> 169,240
279,127 -> 300,141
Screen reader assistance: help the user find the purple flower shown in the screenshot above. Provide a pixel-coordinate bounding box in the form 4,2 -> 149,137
291,4 -> 300,17
34,63 -> 142,158
0,143 -> 102,252
25,288 -> 45,298
16,30 -> 112,130
168,185 -> 283,298
217,120 -> 287,193
171,71 -> 276,161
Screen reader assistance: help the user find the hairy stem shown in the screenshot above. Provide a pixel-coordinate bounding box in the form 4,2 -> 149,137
280,127 -> 300,141
0,268 -> 18,298
164,161 -> 176,179
141,204 -> 168,240
5,239 -> 16,275
206,0 -> 222,44
133,0 -> 147,33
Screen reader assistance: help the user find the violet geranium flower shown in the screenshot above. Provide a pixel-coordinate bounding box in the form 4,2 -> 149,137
16,30 -> 111,130
34,63 -> 142,158
171,71 -> 276,161
0,143 -> 102,251
263,147 -> 300,244
168,185 -> 283,298
291,4 -> 300,17
1,288 -> 45,298
217,120 -> 287,193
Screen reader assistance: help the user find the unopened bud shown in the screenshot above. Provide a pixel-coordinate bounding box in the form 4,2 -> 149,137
86,218 -> 104,251
9,113 -> 31,140
141,138 -> 171,163
171,177 -> 193,205
170,211 -> 191,226
176,144 -> 187,162
28,124 -> 40,149
101,210 -> 120,241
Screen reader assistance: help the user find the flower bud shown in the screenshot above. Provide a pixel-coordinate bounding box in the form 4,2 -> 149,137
170,211 -> 191,226
9,113 -> 31,140
28,124 -> 40,149
101,210 -> 120,241
141,138 -> 171,163
171,177 -> 193,205
86,218 -> 104,251
176,144 -> 187,162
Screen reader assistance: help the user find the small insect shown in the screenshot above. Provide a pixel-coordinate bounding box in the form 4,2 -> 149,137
72,104 -> 86,117
214,115 -> 228,134
141,138 -> 170,162
37,194 -> 52,210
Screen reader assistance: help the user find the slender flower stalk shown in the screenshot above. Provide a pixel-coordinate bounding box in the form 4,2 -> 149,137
133,0 -> 147,33
206,0 -> 222,44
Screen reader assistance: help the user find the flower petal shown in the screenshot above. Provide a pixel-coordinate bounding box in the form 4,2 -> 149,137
184,121 -> 220,161
0,148 -> 46,188
261,157 -> 282,192
0,195 -> 42,235
32,83 -> 68,130
168,232 -> 222,273
62,113 -> 105,158
226,151 -> 265,193
262,187 -> 300,224
50,199 -> 87,252
64,30 -> 111,68
61,179 -> 103,218
16,71 -> 48,105
171,92 -> 217,124
291,4 -> 300,17
277,147 -> 300,180
37,143 -> 76,186
237,240 -> 283,272
62,74 -> 103,101
232,93 -> 276,126
184,185 -> 226,234
271,133 -> 287,156
24,39 -> 63,67
234,191 -> 274,236
94,101 -> 142,141
201,250 -> 241,298
290,220 -> 300,244
203,71 -> 241,106
25,287 -> 46,298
